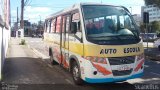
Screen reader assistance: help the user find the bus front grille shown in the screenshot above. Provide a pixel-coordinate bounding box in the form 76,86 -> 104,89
112,69 -> 133,76
108,56 -> 135,65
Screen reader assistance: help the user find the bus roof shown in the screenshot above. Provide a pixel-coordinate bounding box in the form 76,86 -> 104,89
45,2 -> 122,20
46,3 -> 80,20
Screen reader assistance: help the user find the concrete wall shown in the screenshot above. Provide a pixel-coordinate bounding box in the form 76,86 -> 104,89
0,26 -> 10,80
0,27 -> 2,79
0,0 -> 10,80
0,26 -> 3,80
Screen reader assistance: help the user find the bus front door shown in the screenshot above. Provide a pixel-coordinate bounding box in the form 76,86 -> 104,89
61,15 -> 70,68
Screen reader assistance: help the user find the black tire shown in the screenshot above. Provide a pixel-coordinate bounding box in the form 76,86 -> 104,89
50,53 -> 57,65
71,61 -> 83,85
158,45 -> 160,51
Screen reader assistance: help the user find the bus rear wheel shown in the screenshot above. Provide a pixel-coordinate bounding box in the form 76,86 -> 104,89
71,61 -> 83,85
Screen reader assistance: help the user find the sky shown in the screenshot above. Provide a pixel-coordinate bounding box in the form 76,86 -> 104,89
11,0 -> 145,24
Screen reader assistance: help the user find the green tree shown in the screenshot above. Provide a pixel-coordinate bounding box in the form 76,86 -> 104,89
140,22 -> 146,33
145,0 -> 160,8
151,21 -> 160,33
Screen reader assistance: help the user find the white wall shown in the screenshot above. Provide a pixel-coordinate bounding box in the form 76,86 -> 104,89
0,0 -> 11,80
0,26 -> 2,80
1,27 -> 10,65
0,26 -> 10,80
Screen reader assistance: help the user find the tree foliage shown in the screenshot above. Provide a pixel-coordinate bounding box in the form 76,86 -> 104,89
140,22 -> 145,33
145,0 -> 160,8
151,21 -> 160,33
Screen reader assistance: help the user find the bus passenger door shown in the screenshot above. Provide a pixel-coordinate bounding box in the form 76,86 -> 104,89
61,15 -> 70,68
52,16 -> 62,64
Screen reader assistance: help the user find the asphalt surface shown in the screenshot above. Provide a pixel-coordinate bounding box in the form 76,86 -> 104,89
1,37 -> 160,90
145,48 -> 160,61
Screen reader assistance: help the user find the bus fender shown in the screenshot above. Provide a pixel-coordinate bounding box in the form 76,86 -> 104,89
69,55 -> 80,71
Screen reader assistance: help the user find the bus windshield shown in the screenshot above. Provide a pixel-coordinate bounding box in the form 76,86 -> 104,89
82,5 -> 141,45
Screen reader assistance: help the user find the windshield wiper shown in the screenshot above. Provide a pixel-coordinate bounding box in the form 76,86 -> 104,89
88,35 -> 124,41
118,34 -> 139,41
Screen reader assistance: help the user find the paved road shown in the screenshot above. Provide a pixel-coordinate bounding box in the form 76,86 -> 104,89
2,37 -> 160,90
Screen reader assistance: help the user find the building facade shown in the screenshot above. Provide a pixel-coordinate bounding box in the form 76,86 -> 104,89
132,14 -> 141,26
141,5 -> 160,22
24,20 -> 31,36
0,0 -> 11,80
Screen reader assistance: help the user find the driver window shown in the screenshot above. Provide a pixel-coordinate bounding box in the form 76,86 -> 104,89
124,15 -> 135,30
71,12 -> 81,33
71,12 -> 82,41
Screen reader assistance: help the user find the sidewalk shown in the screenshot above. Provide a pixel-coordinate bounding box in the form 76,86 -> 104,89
7,38 -> 28,57
2,38 -> 31,83
3,38 -> 70,84
145,48 -> 160,61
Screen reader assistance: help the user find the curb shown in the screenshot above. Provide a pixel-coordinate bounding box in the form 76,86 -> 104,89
27,45 -> 49,59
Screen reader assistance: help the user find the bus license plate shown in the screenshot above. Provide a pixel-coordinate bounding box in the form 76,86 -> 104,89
117,65 -> 131,71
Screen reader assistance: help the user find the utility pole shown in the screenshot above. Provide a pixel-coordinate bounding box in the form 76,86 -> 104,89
39,15 -> 41,24
16,7 -> 19,37
20,0 -> 24,38
17,7 -> 18,23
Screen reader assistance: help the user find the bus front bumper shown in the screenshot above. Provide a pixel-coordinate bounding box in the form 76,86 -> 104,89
85,72 -> 143,83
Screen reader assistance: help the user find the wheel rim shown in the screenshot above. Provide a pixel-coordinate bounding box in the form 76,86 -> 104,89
73,66 -> 79,80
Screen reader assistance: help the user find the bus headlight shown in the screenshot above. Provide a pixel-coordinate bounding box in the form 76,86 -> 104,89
135,53 -> 145,71
83,56 -> 107,64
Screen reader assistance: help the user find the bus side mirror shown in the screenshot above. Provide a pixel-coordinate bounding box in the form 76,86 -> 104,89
71,22 -> 77,34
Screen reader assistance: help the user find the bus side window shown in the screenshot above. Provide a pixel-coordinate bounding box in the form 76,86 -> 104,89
65,16 -> 70,33
51,18 -> 56,33
62,16 -> 66,33
44,21 -> 47,32
47,20 -> 51,33
56,16 -> 62,33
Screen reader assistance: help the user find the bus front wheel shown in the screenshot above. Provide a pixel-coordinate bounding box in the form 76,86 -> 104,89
158,45 -> 160,51
72,61 -> 83,85
50,52 -> 57,65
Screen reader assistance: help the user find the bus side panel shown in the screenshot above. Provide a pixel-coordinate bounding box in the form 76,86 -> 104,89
51,33 -> 61,64
61,32 -> 69,68
43,32 -> 61,64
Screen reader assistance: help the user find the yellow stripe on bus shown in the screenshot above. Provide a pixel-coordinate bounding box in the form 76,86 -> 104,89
66,42 -> 144,57
68,42 -> 84,55
45,38 -> 144,57
83,43 -> 144,57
